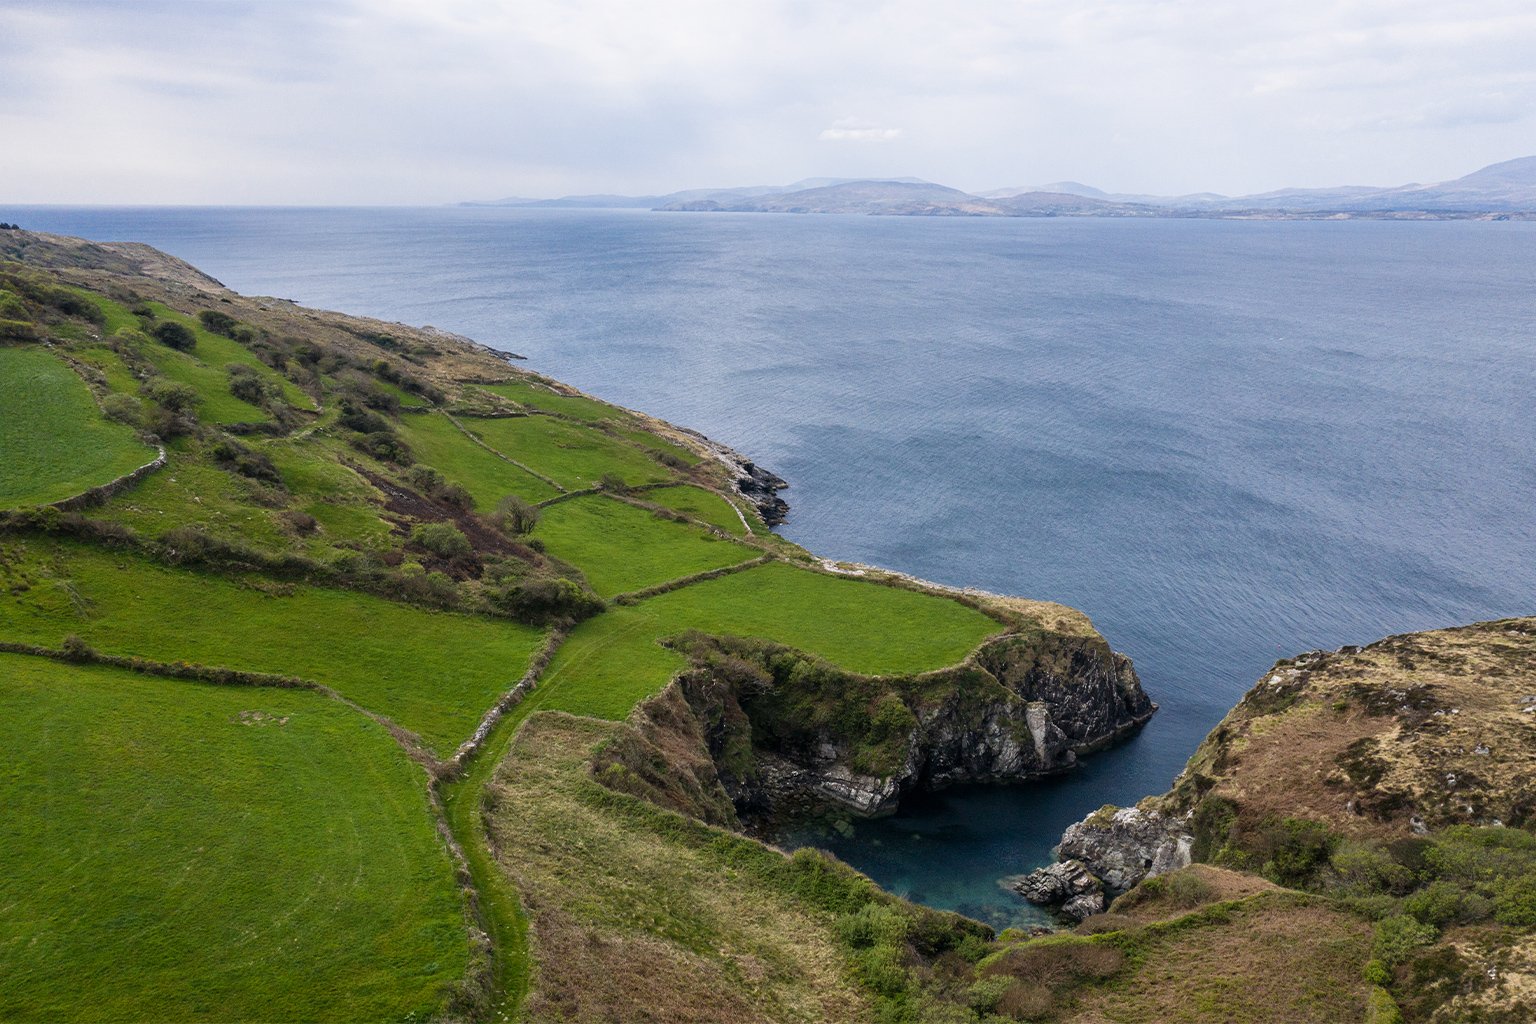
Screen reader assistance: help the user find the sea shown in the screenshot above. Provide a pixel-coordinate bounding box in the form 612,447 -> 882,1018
11,205 -> 1535,927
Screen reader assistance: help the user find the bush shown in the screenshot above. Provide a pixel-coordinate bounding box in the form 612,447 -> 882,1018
1371,914 -> 1437,967
198,310 -> 239,336
596,472 -> 628,493
410,522 -> 472,560
0,318 -> 41,342
488,574 -> 603,624
209,438 -> 283,486
1493,873 -> 1536,926
151,320 -> 196,351
1402,880 -> 1491,927
1332,840 -> 1416,895
493,494 -> 540,535
140,378 -> 200,414
99,393 -> 143,427
227,364 -> 277,405
1259,818 -> 1336,887
350,430 -> 410,464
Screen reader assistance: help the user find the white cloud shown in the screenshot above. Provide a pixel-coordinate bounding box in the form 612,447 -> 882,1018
1,0 -> 1534,202
819,120 -> 903,143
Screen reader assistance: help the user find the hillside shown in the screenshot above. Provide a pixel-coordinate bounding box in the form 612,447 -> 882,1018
1020,619 -> 1536,1023
0,228 -> 1160,1022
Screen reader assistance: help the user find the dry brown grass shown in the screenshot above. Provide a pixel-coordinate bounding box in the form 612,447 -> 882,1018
1169,618 -> 1536,838
485,712 -> 872,1023
1105,865 -> 1279,925
1063,896 -> 1372,1024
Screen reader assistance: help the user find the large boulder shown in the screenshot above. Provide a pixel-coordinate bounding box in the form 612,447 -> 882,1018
1058,804 -> 1192,892
1011,858 -> 1106,920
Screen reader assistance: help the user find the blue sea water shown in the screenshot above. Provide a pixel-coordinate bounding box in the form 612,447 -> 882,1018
10,205 -> 1535,927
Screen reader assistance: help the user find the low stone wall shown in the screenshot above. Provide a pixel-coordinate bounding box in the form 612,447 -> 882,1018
49,445 -> 167,512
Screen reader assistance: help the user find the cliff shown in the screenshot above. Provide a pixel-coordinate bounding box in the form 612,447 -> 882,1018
603,622 -> 1154,821
1017,618 -> 1536,1021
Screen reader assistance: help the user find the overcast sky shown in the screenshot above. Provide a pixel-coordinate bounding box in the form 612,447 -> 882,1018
3,0 -> 1534,204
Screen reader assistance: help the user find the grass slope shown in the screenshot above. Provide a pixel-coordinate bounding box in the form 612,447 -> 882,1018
463,415 -> 669,490
642,484 -> 750,535
477,380 -> 627,422
0,347 -> 156,508
532,495 -> 755,597
0,541 -> 545,753
533,561 -> 1001,720
486,713 -> 873,1023
0,653 -> 468,1023
397,411 -> 561,506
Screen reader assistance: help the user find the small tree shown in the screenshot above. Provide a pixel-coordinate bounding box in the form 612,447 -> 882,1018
494,494 -> 540,535
198,309 -> 239,336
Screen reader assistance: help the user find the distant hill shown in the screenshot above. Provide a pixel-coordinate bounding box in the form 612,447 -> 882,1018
465,157 -> 1536,219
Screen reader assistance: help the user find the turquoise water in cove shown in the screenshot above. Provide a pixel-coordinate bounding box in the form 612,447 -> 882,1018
10,205 -> 1535,927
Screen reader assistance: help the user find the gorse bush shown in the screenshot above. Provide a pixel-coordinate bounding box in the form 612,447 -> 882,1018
198,309 -> 239,337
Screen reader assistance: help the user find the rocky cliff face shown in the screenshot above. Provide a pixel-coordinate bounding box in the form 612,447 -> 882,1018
646,625 -> 1154,821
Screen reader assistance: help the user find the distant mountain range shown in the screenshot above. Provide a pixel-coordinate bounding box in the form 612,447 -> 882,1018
465,157 -> 1536,219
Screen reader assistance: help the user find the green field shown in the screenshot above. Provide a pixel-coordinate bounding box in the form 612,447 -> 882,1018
531,561 -> 1001,719
477,379 -> 628,422
462,415 -> 670,490
532,495 -> 756,597
0,542 -> 546,752
140,343 -> 270,424
642,484 -> 750,535
397,411 -> 561,506
0,653 -> 468,1023
0,347 -> 158,508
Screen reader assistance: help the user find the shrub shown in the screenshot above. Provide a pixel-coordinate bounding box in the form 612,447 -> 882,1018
1371,915 -> 1437,967
227,364 -> 276,405
140,378 -> 200,414
279,510 -> 319,535
1493,873 -> 1536,926
596,472 -> 628,493
1332,840 -> 1416,895
338,403 -> 391,435
410,522 -> 472,560
151,320 -> 196,351
60,635 -> 97,663
209,438 -> 283,486
0,290 -> 29,319
99,393 -> 142,427
350,430 -> 411,464
0,318 -> 41,342
1365,985 -> 1404,1024
1259,818 -> 1336,887
488,574 -> 603,624
1402,880 -> 1491,927
198,309 -> 239,336
493,494 -> 540,535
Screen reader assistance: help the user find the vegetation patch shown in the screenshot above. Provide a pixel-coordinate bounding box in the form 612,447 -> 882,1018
0,540 -> 545,752
531,561 -> 1001,720
641,483 -> 751,535
0,652 -> 469,1023
396,411 -> 561,506
476,379 -> 628,422
0,347 -> 157,508
462,414 -> 671,490
531,495 -> 756,597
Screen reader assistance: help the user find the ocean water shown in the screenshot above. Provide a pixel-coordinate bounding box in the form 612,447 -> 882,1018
12,205 -> 1535,927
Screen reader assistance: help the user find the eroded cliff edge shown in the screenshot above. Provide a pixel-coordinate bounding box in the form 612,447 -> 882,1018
595,608 -> 1155,825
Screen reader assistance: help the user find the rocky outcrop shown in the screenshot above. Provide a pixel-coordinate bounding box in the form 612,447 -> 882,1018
1011,859 -> 1107,921
1057,805 -> 1192,892
656,626 -> 1155,821
733,459 -> 789,526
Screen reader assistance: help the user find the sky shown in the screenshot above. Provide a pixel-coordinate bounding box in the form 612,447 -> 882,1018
2,0 -> 1534,204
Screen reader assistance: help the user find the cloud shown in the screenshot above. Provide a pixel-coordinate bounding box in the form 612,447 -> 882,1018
819,120 -> 903,143
1,0 -> 1535,202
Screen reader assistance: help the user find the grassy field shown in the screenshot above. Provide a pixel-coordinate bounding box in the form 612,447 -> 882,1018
0,541 -> 545,752
641,484 -> 750,535
0,653 -> 469,1023
477,380 -> 628,422
531,561 -> 1001,720
397,411 -> 562,506
140,342 -> 270,424
531,495 -> 756,597
0,347 -> 157,508
463,415 -> 671,490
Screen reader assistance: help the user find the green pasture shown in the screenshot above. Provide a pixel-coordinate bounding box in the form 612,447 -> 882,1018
0,347 -> 157,508
396,411 -> 561,506
477,379 -> 627,422
0,653 -> 468,1023
641,484 -> 749,535
532,495 -> 756,597
141,301 -> 315,411
462,414 -> 670,490
0,542 -> 545,752
531,561 -> 1001,720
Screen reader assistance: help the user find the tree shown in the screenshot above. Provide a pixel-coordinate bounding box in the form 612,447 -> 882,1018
151,320 -> 196,352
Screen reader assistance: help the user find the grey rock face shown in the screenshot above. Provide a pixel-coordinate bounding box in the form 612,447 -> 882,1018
1012,859 -> 1107,921
1057,805 -> 1193,892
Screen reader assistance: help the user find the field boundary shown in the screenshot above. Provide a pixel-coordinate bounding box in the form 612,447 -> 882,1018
46,445 -> 167,512
442,412 -> 567,494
